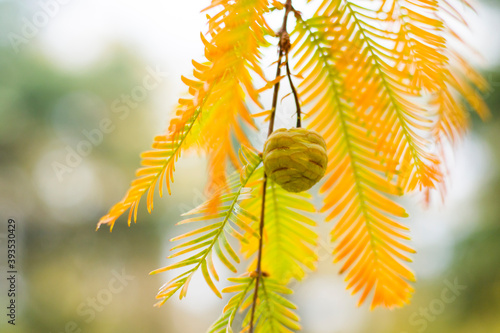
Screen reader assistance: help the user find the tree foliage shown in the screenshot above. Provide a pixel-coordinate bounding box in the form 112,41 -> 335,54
98,0 -> 488,331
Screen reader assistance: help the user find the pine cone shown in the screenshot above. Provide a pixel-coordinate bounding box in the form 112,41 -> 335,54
263,128 -> 328,192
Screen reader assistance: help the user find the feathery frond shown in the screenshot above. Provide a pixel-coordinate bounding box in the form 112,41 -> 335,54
427,0 -> 490,144
341,0 -> 441,192
98,0 -> 271,229
209,276 -> 300,333
150,147 -> 262,306
97,95 -> 210,231
241,176 -> 318,284
292,6 -> 416,308
241,277 -> 301,332
208,276 -> 256,333
195,0 -> 272,200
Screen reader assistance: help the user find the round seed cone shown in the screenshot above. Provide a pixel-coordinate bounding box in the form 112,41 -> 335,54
263,128 -> 328,192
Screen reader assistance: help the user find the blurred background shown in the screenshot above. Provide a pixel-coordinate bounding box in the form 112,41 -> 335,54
0,0 -> 499,332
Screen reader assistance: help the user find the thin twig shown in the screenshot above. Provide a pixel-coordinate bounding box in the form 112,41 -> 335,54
248,175 -> 267,332
267,54 -> 283,137
248,1 -> 293,332
266,0 -> 293,136
285,54 -> 302,128
249,48 -> 281,333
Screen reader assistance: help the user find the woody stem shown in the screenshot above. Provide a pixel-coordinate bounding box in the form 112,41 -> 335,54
248,1 -> 293,332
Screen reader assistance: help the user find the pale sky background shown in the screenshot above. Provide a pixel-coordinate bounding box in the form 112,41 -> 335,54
6,0 -> 500,332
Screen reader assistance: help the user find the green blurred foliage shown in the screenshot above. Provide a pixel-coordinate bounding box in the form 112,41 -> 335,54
0,42 -> 189,332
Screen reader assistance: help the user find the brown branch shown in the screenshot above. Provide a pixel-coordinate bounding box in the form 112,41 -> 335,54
248,1 -> 293,332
